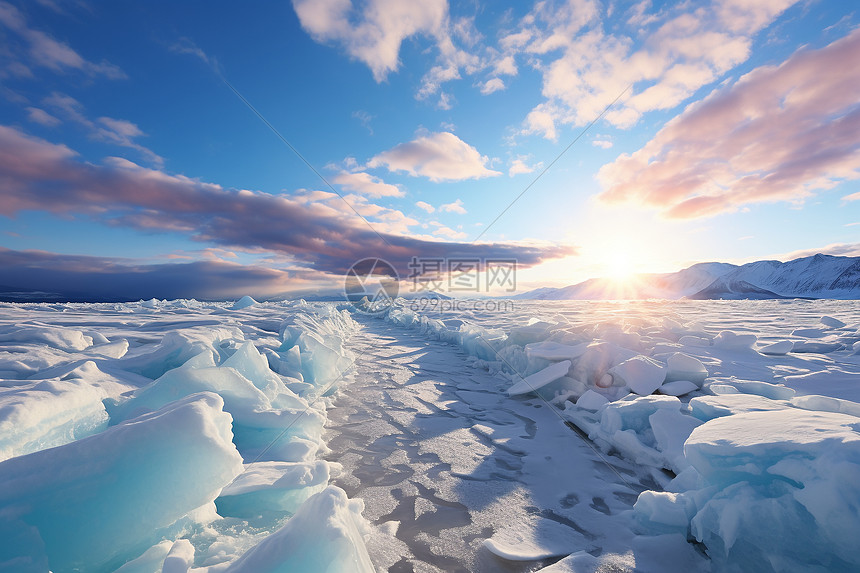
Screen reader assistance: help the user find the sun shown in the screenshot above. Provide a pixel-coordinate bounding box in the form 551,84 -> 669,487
606,253 -> 634,281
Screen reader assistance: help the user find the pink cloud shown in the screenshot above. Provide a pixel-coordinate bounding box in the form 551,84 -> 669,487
598,28 -> 860,218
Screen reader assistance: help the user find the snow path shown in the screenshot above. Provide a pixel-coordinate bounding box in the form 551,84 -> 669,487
325,315 -> 674,572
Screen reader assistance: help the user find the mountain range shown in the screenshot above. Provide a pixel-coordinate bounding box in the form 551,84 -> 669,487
515,254 -> 860,300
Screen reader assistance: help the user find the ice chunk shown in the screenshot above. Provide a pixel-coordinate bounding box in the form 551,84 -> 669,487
216,461 -> 331,518
820,316 -> 847,328
725,379 -> 795,401
689,394 -> 790,421
649,409 -> 703,472
683,410 -> 860,571
232,295 -> 259,310
162,539 -> 195,573
507,323 -> 554,346
659,380 -> 699,397
790,394 -> 860,418
713,330 -> 756,350
524,341 -> 588,361
0,393 -> 243,572
609,356 -> 667,396
0,378 -> 108,462
575,389 -> 610,411
223,486 -> 373,573
791,327 -> 827,338
791,341 -> 842,353
570,342 -> 638,388
0,324 -> 92,352
679,335 -> 711,347
599,395 -> 682,436
508,360 -> 571,396
483,517 -> 589,560
758,340 -> 793,355
665,353 -> 707,386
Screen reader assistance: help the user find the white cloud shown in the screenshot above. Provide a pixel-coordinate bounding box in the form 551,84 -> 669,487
480,77 -> 505,94
430,223 -> 467,239
843,191 -> 860,202
415,200 -> 435,213
591,136 -> 613,149
292,0 -> 449,82
332,171 -> 403,197
439,198 -> 466,214
510,0 -> 799,138
508,156 -> 542,176
368,132 -> 502,182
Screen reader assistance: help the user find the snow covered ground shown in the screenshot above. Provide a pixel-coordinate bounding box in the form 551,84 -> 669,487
0,298 -> 859,572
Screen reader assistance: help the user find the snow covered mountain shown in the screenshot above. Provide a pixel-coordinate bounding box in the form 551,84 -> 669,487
515,255 -> 860,300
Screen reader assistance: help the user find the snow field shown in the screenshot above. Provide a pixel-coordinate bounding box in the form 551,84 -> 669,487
363,298 -> 860,572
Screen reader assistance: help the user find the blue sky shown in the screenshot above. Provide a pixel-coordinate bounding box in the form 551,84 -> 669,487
0,0 -> 858,299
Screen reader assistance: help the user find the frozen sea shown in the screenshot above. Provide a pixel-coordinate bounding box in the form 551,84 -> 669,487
0,298 -> 859,572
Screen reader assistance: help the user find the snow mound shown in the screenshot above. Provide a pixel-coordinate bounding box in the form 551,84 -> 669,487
223,486 -> 373,573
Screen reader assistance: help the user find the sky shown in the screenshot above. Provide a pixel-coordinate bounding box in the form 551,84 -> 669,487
0,0 -> 858,300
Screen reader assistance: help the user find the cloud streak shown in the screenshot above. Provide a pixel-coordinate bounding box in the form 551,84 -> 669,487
0,1 -> 124,79
0,248 -> 303,301
0,125 -> 574,280
597,28 -> 860,218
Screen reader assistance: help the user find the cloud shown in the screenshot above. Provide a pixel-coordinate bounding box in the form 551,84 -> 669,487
0,1 -> 125,79
777,243 -> 860,260
428,221 -> 467,240
439,198 -> 466,214
508,156 -> 542,176
0,247 -> 305,301
479,77 -> 505,94
0,124 -> 575,279
352,110 -> 373,134
508,0 -> 798,137
25,106 -> 60,127
415,200 -> 435,213
291,0 -> 449,82
591,136 -> 613,149
844,191 -> 860,202
43,92 -> 163,166
367,132 -> 501,181
597,28 -> 860,218
332,171 -> 403,197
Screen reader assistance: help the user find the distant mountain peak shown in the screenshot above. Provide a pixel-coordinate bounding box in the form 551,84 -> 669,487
514,254 -> 860,301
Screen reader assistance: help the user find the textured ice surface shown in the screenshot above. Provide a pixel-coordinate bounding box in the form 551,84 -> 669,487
0,299 -> 367,572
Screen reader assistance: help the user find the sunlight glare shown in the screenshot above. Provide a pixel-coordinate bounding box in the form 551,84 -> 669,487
607,252 -> 634,281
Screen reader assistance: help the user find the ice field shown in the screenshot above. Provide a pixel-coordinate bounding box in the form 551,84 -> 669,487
1,297 -> 859,572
